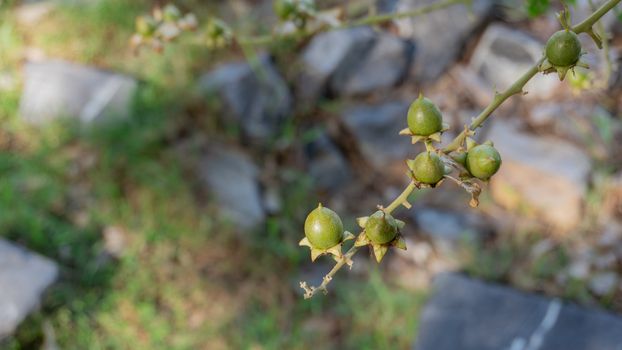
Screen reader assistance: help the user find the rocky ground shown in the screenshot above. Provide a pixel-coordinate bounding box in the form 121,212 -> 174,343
2,0 -> 622,349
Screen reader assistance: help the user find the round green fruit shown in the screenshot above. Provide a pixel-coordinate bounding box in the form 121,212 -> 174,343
545,30 -> 581,67
466,144 -> 502,180
365,211 -> 398,244
304,205 -> 343,249
412,151 -> 444,184
407,95 -> 443,136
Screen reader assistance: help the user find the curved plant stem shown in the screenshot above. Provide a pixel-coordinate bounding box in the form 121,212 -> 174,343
385,181 -> 418,214
442,58 -> 544,153
301,0 -> 621,299
238,0 -> 469,46
572,0 -> 621,34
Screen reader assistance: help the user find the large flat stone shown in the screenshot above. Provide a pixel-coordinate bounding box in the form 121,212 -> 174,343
329,32 -> 414,96
20,60 -> 137,125
298,28 -> 413,99
415,273 -> 622,350
0,239 -> 58,339
298,27 -> 376,101
488,120 -> 591,231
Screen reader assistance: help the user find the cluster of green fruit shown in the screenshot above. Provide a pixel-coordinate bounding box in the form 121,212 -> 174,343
300,94 -> 503,263
300,204 -> 406,263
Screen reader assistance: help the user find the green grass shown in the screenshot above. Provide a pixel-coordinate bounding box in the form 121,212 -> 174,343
0,2 -> 427,349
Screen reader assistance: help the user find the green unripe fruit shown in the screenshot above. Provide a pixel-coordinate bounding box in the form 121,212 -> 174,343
365,211 -> 398,244
466,144 -> 502,180
136,16 -> 158,36
274,0 -> 296,20
545,30 -> 581,67
451,151 -> 467,166
163,4 -> 182,22
407,95 -> 443,136
412,151 -> 444,184
304,205 -> 343,249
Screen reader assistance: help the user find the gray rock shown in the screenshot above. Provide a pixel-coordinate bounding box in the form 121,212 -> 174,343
0,239 -> 58,339
298,27 -> 375,101
469,24 -> 560,99
305,133 -> 350,192
20,60 -> 137,125
199,55 -> 292,142
383,0 -> 493,82
488,120 -> 591,231
330,33 -> 414,96
413,208 -> 492,242
340,102 -> 411,172
198,146 -> 265,230
414,273 -> 622,350
298,27 -> 414,99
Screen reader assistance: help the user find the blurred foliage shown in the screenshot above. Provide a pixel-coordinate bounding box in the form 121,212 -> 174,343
524,0 -> 576,17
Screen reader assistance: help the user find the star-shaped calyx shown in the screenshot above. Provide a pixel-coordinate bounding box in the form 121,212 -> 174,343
299,203 -> 354,262
353,209 -> 407,263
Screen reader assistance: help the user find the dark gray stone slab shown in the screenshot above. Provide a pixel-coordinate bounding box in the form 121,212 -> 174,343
20,60 -> 137,125
297,27 -> 376,102
415,273 -> 622,350
298,27 -> 413,100
329,33 -> 414,96
340,101 -> 411,170
0,239 -> 58,339
199,55 -> 292,143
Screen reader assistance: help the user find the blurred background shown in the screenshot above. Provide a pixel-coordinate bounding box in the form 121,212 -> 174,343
0,0 -> 622,349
